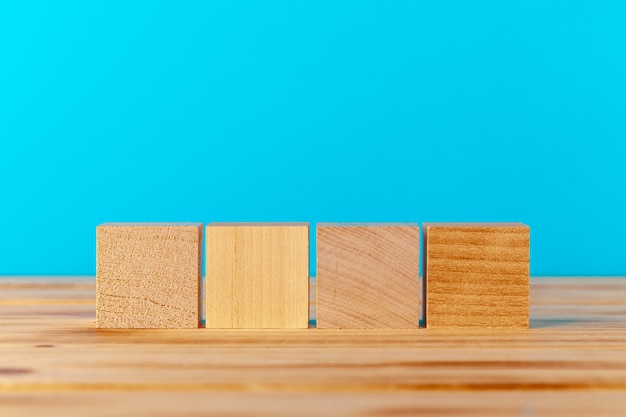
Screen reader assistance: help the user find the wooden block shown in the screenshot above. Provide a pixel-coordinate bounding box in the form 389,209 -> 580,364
96,223 -> 203,329
423,222 -> 530,328
205,223 -> 309,329
316,223 -> 420,329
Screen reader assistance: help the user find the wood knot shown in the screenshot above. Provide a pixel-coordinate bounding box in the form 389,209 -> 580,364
0,367 -> 32,375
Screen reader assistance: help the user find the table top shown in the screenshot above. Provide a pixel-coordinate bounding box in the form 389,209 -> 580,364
2,277 -> 626,416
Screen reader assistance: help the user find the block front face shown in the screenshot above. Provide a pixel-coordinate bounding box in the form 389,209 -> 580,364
424,223 -> 530,328
206,223 -> 309,329
96,223 -> 203,329
317,224 -> 420,329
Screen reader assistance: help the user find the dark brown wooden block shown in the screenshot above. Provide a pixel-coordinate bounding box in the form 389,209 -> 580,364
423,222 -> 530,328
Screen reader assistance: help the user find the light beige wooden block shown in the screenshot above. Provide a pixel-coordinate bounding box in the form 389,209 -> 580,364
316,223 -> 420,329
96,223 -> 202,329
205,223 -> 309,329
423,222 -> 530,328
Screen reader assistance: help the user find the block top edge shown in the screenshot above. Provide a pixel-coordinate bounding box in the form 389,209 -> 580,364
317,222 -> 418,227
422,222 -> 528,228
98,222 -> 203,227
207,222 -> 309,227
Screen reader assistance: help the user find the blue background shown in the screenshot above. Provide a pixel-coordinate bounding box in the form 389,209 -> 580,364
0,2 -> 624,276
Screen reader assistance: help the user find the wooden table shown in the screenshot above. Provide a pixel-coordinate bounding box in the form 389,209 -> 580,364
2,277 -> 626,416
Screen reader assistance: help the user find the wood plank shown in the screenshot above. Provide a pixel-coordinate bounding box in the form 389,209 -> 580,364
3,391 -> 626,417
316,223 -> 419,328
1,277 -> 626,417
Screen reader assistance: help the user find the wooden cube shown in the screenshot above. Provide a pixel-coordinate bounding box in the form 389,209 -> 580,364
423,222 -> 530,328
96,223 -> 203,329
316,223 -> 420,329
205,223 -> 309,328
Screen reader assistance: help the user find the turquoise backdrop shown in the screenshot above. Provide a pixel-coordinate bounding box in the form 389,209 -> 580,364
1,2 -> 624,276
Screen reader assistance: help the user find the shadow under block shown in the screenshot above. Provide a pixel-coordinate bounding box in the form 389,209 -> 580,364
423,222 -> 530,329
96,223 -> 203,329
205,223 -> 309,329
316,223 -> 420,329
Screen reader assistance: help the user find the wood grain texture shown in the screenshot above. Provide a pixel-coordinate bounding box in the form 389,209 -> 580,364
205,223 -> 309,328
423,222 -> 530,328
96,223 -> 202,329
2,277 -> 626,416
316,223 -> 419,329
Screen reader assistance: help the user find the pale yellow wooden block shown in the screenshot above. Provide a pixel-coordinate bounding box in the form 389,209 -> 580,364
316,223 -> 420,329
96,223 -> 202,329
206,223 -> 309,329
423,222 -> 530,328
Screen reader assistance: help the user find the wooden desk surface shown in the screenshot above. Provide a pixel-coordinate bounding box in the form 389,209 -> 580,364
2,277 -> 626,416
